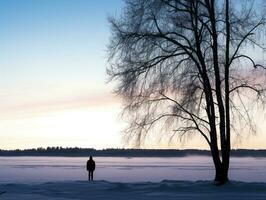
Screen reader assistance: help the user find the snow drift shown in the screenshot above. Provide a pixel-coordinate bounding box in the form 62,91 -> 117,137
1,180 -> 266,200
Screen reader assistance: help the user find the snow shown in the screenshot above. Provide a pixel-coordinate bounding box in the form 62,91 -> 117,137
1,180 -> 266,200
2,156 -> 266,183
1,156 -> 266,199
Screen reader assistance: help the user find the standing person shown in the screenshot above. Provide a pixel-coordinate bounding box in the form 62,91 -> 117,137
86,156 -> 95,181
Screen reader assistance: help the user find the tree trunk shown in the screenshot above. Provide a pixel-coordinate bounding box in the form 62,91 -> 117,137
211,146 -> 229,185
214,162 -> 229,185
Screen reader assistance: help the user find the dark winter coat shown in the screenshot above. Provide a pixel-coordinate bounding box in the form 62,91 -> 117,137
87,159 -> 95,171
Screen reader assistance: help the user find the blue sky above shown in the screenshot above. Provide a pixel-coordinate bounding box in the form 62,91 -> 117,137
0,0 -> 122,87
0,0 -> 266,150
0,0 -> 125,149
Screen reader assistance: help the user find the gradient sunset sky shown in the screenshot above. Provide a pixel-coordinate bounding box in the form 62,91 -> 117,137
0,0 -> 266,150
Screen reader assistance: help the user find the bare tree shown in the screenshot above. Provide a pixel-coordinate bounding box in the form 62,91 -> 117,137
107,0 -> 266,185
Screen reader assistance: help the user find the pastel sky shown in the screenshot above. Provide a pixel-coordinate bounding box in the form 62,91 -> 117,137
0,0 -> 266,150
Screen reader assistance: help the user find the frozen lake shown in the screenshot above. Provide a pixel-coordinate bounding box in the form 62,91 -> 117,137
0,156 -> 266,183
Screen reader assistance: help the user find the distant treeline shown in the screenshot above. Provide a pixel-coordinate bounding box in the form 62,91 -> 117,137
0,147 -> 266,157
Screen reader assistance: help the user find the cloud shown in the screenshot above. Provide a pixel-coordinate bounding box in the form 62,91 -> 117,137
0,91 -> 121,120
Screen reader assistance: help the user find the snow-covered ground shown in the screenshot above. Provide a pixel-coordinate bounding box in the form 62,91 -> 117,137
1,180 -> 266,200
0,156 -> 266,199
1,156 -> 266,183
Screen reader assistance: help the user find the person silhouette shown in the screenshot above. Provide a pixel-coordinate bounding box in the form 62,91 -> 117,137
86,156 -> 95,181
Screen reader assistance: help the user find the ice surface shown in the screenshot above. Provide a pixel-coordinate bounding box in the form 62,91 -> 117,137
1,156 -> 266,183
1,156 -> 266,199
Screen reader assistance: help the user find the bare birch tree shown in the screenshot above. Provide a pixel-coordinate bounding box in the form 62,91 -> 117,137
107,0 -> 266,185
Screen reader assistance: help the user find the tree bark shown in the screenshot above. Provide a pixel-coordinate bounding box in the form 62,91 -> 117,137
214,162 -> 229,185
211,147 -> 229,185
